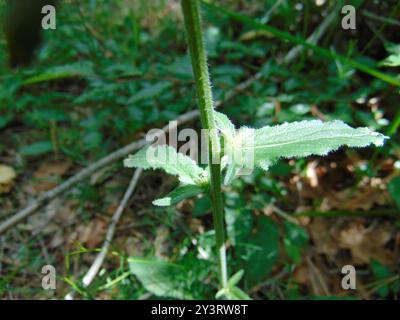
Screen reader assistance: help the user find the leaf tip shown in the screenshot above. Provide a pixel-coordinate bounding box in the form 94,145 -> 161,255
153,197 -> 171,206
123,155 -> 134,168
372,132 -> 390,147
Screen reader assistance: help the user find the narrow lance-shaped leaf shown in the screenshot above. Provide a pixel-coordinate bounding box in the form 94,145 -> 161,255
124,145 -> 208,185
153,184 -> 204,207
214,110 -> 389,181
236,120 -> 388,170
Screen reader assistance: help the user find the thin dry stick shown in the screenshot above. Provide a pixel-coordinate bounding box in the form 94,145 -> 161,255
65,168 -> 142,300
0,112 -> 196,235
269,203 -> 299,225
0,9 -> 336,235
284,7 -> 338,63
0,97 -> 230,235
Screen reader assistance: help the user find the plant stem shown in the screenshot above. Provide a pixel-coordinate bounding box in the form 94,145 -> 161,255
181,0 -> 228,288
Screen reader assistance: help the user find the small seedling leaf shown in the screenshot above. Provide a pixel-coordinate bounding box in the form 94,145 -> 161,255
153,184 -> 203,206
228,269 -> 245,286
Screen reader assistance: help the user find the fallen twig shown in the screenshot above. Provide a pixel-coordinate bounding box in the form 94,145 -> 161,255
284,8 -> 338,63
0,112 -> 195,235
65,168 -> 142,300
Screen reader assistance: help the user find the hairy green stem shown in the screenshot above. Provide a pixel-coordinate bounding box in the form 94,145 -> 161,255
181,0 -> 228,288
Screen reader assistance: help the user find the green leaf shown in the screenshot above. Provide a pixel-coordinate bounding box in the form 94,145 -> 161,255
20,141 -> 53,156
388,176 -> 400,208
216,283 -> 252,300
371,259 -> 393,298
214,111 -> 235,140
124,145 -> 208,185
380,54 -> 400,67
228,269 -> 245,287
227,285 -> 252,300
153,184 -> 203,206
371,259 -> 392,279
0,115 -> 12,129
237,216 -> 279,287
223,163 -> 237,186
193,196 -> 211,216
33,108 -> 69,123
214,111 -> 239,185
83,131 -> 103,150
290,103 -> 311,115
128,257 -> 193,299
253,120 -> 387,168
215,110 -> 388,182
23,61 -> 94,85
216,269 -> 252,300
380,43 -> 400,67
232,120 -> 388,171
224,192 -> 253,246
128,81 -> 172,103
283,221 -> 309,263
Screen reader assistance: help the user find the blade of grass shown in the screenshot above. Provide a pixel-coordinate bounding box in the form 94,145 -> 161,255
362,9 -> 400,27
201,1 -> 400,87
297,209 -> 399,218
387,110 -> 400,137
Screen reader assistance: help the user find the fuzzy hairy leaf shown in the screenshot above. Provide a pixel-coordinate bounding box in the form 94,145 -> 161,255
222,119 -> 388,172
223,161 -> 237,186
153,184 -> 203,206
124,145 -> 207,185
214,112 -> 238,185
214,111 -> 235,140
247,120 -> 388,169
